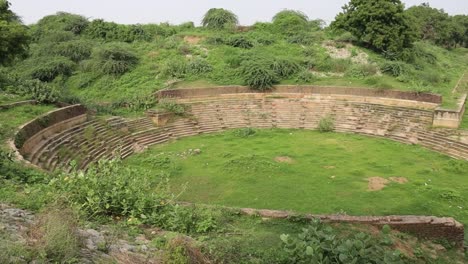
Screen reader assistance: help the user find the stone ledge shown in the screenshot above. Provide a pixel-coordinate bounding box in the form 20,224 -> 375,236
433,94 -> 467,128
239,208 -> 464,247
157,85 -> 442,104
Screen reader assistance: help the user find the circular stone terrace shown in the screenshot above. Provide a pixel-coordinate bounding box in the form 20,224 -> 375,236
9,85 -> 468,245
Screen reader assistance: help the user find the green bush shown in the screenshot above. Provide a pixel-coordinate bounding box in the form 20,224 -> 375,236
346,64 -> 379,78
318,116 -> 335,132
29,56 -> 74,82
35,12 -> 88,35
380,61 -> 411,77
16,79 -> 60,103
158,100 -> 188,115
280,219 -> 404,263
271,58 -> 302,78
296,70 -> 316,83
91,43 -> 139,75
272,10 -> 309,35
234,127 -> 256,137
202,8 -> 238,30
187,58 -> 212,75
161,59 -> 188,78
239,59 -> 279,90
53,39 -> 92,62
50,159 -> 172,219
226,35 -> 255,49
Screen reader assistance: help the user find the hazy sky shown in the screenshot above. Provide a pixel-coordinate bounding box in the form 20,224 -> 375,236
8,0 -> 468,26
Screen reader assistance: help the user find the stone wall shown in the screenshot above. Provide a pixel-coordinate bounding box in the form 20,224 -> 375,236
157,85 -> 443,104
433,94 -> 467,128
15,104 -> 88,156
239,208 -> 465,247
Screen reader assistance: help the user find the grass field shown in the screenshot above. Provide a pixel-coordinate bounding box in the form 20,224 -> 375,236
124,129 -> 468,224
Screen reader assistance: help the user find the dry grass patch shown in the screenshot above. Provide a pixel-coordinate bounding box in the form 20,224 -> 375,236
274,156 -> 294,163
367,177 -> 408,191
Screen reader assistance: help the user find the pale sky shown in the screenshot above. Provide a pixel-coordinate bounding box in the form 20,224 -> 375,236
8,0 -> 468,26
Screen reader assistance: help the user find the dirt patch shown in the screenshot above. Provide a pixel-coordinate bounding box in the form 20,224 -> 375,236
274,156 -> 294,164
184,36 -> 204,45
367,177 -> 409,191
367,177 -> 389,191
389,177 -> 408,184
323,165 -> 336,169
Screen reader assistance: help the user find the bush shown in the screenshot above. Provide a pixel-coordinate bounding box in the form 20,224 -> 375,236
234,127 -> 256,137
187,58 -> 212,75
35,12 -> 89,35
202,8 -> 238,30
318,116 -> 335,132
271,58 -> 302,78
50,159 -> 172,219
296,70 -> 316,83
17,79 -> 60,103
161,59 -> 188,78
346,64 -> 379,78
226,35 -> 255,49
287,31 -> 324,45
380,61 -> 411,77
29,56 -> 75,82
53,39 -> 92,62
272,10 -> 309,35
158,100 -> 188,115
92,43 -> 139,75
280,219 -> 404,263
239,59 -> 279,90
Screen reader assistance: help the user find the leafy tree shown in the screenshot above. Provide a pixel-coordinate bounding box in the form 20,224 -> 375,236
0,0 -> 29,65
449,15 -> 468,48
405,4 -> 450,45
202,8 -> 238,30
31,12 -> 88,40
331,0 -> 415,57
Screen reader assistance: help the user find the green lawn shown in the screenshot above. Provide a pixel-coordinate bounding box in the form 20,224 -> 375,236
124,129 -> 468,224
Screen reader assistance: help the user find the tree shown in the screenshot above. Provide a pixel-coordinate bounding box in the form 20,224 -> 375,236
202,8 -> 238,30
405,4 -> 451,45
0,0 -> 29,65
331,0 -> 415,57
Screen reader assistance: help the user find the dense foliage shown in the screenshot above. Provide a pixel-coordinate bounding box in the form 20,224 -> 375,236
202,8 -> 238,30
281,220 -> 404,263
332,0 -> 415,58
405,3 -> 468,48
0,0 -> 30,65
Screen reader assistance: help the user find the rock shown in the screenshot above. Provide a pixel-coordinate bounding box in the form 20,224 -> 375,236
193,149 -> 201,155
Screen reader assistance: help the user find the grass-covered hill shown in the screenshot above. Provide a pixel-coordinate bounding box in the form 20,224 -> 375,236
1,7 -> 467,110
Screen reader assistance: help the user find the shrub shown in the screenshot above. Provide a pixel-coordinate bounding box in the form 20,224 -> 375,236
187,58 -> 212,75
280,219 -> 404,263
161,59 -> 188,78
271,58 -> 302,78
239,59 -> 279,90
92,43 -> 139,75
296,70 -> 316,83
29,56 -> 74,82
226,35 -> 255,49
54,39 -> 92,62
50,159 -> 173,219
17,79 -> 60,103
380,61 -> 411,77
158,100 -> 188,115
318,116 -> 335,132
202,8 -> 238,30
234,127 -> 256,137
272,10 -> 309,35
346,64 -> 379,78
35,12 -> 89,35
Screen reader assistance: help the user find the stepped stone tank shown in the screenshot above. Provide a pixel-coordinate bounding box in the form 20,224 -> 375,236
9,85 -> 468,246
